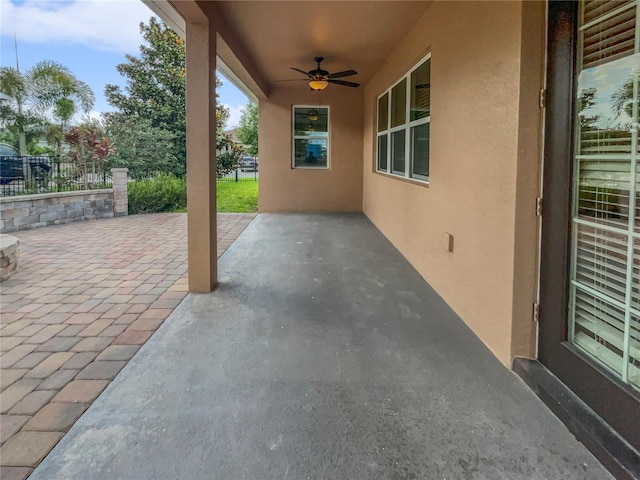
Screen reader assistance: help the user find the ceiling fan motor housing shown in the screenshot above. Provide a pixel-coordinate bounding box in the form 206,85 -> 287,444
289,57 -> 360,89
310,57 -> 329,78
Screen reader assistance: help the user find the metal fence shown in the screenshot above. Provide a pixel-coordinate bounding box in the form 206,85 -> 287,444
217,167 -> 259,183
0,156 -> 113,197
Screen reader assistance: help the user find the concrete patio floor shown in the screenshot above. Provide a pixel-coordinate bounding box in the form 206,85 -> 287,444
0,213 -> 256,480
28,213 -> 610,479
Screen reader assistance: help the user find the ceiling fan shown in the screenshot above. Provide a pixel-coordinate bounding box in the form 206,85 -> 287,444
290,57 -> 359,91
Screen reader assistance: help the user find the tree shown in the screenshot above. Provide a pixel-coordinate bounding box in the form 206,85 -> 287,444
0,61 -> 94,155
28,60 -> 94,120
611,76 -> 634,122
237,102 -> 258,156
46,98 -> 76,155
105,114 -> 180,180
577,87 -> 599,129
105,18 -> 186,170
44,124 -> 63,155
0,119 -> 43,153
64,119 -> 113,189
0,66 -> 29,154
105,17 -> 229,178
214,106 -> 241,177
53,98 -> 76,124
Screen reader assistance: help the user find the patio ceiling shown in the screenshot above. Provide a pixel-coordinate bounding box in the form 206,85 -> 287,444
213,1 -> 431,91
155,1 -> 431,98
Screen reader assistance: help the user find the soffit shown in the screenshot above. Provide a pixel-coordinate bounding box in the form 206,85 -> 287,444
213,1 -> 431,90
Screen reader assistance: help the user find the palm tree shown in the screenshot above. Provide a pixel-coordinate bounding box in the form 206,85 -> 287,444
54,98 -> 76,127
0,60 -> 95,155
28,60 -> 94,117
0,66 -> 29,154
50,98 -> 76,155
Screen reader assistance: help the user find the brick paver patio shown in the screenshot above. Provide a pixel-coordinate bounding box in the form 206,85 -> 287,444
0,212 -> 256,479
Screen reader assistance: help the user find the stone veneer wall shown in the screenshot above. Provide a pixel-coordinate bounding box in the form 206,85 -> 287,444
0,234 -> 19,282
111,168 -> 128,216
0,190 -> 116,233
0,168 -> 128,234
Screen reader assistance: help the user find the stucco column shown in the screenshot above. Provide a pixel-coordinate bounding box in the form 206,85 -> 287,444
186,21 -> 217,292
111,168 -> 128,216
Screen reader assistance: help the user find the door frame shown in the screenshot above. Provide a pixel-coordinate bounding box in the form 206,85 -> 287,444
539,0 -> 640,452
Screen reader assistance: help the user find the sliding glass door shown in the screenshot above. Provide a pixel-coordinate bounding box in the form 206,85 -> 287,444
540,0 -> 640,453
569,0 -> 640,392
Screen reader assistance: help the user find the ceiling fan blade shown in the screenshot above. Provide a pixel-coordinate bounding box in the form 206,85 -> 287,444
290,67 -> 312,78
328,70 -> 358,79
328,79 -> 360,88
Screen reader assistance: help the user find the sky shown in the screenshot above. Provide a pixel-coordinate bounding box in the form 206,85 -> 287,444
578,54 -> 639,129
0,0 -> 249,129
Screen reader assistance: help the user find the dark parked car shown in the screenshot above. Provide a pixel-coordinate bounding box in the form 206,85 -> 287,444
239,156 -> 258,172
0,143 -> 17,156
0,143 -> 51,187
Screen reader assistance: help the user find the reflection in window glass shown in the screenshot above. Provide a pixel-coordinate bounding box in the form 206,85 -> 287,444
378,93 -> 389,133
376,55 -> 430,181
293,106 -> 329,169
575,55 -> 637,228
294,107 -> 328,136
411,123 -> 429,178
294,138 -> 328,168
378,135 -> 388,171
569,0 -> 640,392
411,59 -> 431,121
636,161 -> 640,233
391,79 -> 407,128
392,130 -> 405,174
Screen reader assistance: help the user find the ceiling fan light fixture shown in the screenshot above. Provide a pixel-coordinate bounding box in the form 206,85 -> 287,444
308,109 -> 319,121
309,80 -> 329,91
291,58 -> 359,90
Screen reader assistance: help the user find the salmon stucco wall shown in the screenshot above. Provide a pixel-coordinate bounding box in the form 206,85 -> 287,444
362,1 -> 544,366
259,87 -> 364,212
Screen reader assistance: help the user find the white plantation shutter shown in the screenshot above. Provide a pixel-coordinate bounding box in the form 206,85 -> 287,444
636,161 -> 640,230
580,131 -> 631,155
571,0 -> 640,391
631,314 -> 640,385
633,241 -> 640,310
581,1 -> 636,68
577,157 -> 632,226
582,1 -> 635,25
575,225 -> 628,304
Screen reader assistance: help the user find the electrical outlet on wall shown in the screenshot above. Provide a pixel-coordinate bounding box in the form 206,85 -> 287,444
445,232 -> 454,253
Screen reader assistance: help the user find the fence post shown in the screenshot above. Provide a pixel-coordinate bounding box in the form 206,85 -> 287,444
111,168 -> 128,216
55,158 -> 60,192
235,169 -> 238,182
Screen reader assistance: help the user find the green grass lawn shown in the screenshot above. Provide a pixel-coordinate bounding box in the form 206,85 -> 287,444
171,180 -> 258,213
216,180 -> 258,213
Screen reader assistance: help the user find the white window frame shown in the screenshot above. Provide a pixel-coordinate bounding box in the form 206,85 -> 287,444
376,54 -> 431,182
292,105 -> 330,169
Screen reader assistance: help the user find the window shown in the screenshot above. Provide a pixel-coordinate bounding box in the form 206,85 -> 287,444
293,106 -> 329,168
568,1 -> 640,391
377,55 -> 431,181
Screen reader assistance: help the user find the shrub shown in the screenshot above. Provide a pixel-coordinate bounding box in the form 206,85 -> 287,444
128,173 -> 187,214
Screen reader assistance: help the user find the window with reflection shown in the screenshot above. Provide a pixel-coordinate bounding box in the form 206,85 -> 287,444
376,55 -> 430,181
568,0 -> 640,392
293,106 -> 329,168
377,93 -> 389,171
